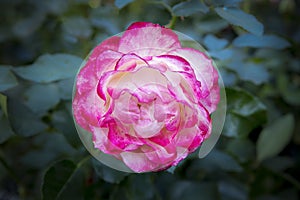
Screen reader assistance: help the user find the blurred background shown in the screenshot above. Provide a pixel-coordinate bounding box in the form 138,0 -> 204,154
0,0 -> 299,199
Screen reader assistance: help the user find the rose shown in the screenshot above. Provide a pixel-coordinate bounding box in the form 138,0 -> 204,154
72,22 -> 220,173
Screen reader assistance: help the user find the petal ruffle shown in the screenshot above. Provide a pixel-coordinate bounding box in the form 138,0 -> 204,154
73,50 -> 123,131
119,22 -> 181,57
168,48 -> 220,113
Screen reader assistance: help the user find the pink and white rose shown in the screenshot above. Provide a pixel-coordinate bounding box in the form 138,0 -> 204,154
72,22 -> 220,172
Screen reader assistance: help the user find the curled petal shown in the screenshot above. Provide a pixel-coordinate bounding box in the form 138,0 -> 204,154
115,53 -> 149,71
150,55 -> 192,73
148,55 -> 203,103
97,70 -> 129,101
168,48 -> 220,113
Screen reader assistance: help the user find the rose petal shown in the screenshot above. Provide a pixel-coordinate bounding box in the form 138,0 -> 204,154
119,22 -> 181,57
89,36 -> 121,60
175,104 -> 211,152
149,128 -> 172,147
133,119 -> 164,138
142,143 -> 177,165
172,147 -> 189,166
120,151 -> 160,173
112,91 -> 166,138
112,92 -> 140,124
148,55 -> 202,103
73,88 -> 103,132
97,70 -> 129,101
101,67 -> 170,101
168,48 -> 220,113
175,126 -> 202,149
150,55 -> 192,73
92,126 -> 121,155
73,50 -> 123,130
94,50 -> 124,78
115,53 -> 149,71
164,71 -> 197,105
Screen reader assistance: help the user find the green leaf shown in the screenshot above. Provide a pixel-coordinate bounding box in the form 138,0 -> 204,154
226,88 -> 266,117
227,62 -> 270,85
21,132 -> 76,169
190,150 -> 242,174
172,0 -> 209,16
7,98 -> 47,137
56,78 -> 74,100
277,73 -> 300,106
233,34 -> 291,49
42,160 -> 77,200
219,68 -> 237,86
0,111 -> 14,144
215,7 -> 264,36
226,138 -> 255,162
23,83 -> 60,115
51,110 -> 81,148
13,54 -> 83,83
205,150 -> 243,172
257,114 -> 295,162
223,88 -> 267,137
223,113 -> 256,137
209,48 -> 233,60
218,179 -> 247,200
92,159 -> 128,184
262,156 -> 294,172
196,19 -> 229,34
211,0 -> 242,6
203,34 -> 228,51
56,168 -> 85,200
0,66 -> 18,92
114,0 -> 134,9
127,174 -> 156,200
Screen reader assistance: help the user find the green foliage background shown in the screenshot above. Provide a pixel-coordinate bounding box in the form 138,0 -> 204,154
0,0 -> 299,199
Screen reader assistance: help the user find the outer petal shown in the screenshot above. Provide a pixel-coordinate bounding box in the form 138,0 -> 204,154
120,151 -> 160,173
175,104 -> 211,152
73,49 -> 123,131
168,48 -> 220,113
119,22 -> 181,57
89,36 -> 121,60
73,88 -> 103,131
